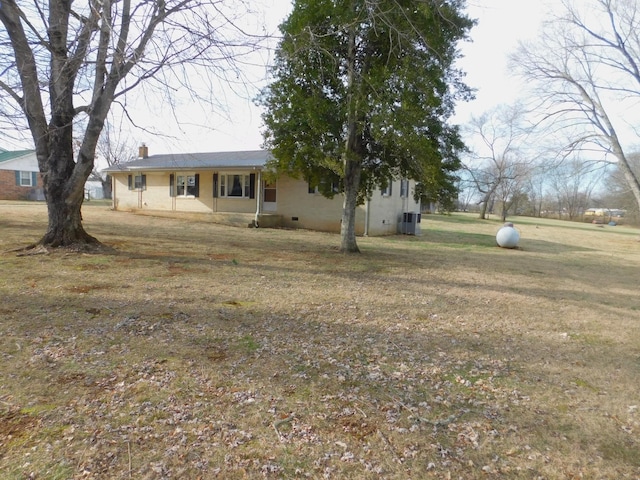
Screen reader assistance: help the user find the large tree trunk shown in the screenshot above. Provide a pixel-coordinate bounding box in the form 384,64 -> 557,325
339,21 -> 362,254
611,147 -> 640,214
37,143 -> 102,248
42,197 -> 98,247
341,155 -> 362,253
38,134 -> 100,248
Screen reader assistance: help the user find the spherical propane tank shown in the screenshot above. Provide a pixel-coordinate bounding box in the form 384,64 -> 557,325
496,224 -> 520,248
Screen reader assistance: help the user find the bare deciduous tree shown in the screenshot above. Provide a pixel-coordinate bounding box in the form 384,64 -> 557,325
549,157 -> 603,220
462,104 -> 536,221
92,120 -> 137,199
522,167 -> 548,218
0,0 -> 261,248
512,0 -> 640,214
600,153 -> 640,224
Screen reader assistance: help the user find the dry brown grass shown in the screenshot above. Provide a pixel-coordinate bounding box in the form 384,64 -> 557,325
1,201 -> 639,479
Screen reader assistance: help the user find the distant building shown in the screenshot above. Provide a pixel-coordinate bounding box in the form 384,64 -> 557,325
583,208 -> 626,223
84,181 -> 105,200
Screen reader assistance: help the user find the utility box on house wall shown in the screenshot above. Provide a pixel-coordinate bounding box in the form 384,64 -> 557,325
399,212 -> 421,235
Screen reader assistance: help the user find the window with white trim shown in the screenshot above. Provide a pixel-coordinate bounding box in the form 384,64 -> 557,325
19,171 -> 32,187
176,174 -> 198,196
220,174 -> 251,198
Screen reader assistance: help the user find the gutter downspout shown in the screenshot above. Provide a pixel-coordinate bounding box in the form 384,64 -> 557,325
213,171 -> 217,213
254,169 -> 262,227
111,175 -> 116,210
364,196 -> 370,236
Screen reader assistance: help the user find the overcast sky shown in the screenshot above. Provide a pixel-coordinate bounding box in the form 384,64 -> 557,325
454,0 -> 548,121
4,1 -> 556,155
138,0 -> 553,155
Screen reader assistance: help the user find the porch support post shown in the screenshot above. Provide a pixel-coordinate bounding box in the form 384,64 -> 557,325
364,196 -> 370,236
254,169 -> 262,227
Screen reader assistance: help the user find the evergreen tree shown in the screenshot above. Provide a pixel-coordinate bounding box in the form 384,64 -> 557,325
260,0 -> 474,252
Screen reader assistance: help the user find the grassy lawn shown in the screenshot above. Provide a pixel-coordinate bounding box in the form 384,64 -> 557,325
1,203 -> 639,479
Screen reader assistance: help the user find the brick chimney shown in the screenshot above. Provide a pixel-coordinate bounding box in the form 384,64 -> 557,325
138,144 -> 149,159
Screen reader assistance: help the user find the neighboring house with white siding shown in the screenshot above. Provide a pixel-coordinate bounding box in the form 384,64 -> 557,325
105,146 -> 422,236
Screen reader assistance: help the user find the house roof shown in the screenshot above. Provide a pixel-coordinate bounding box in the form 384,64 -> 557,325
105,149 -> 272,172
0,149 -> 36,164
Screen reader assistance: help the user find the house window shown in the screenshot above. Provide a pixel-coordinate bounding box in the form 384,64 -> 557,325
400,179 -> 409,198
128,174 -> 146,190
381,179 -> 393,197
19,171 -> 32,187
176,174 -> 198,196
220,174 -> 251,198
308,180 -> 340,194
134,175 -> 145,190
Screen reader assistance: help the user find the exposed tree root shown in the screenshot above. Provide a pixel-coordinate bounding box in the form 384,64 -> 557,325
15,245 -> 50,257
4,243 -> 40,255
6,241 -> 117,256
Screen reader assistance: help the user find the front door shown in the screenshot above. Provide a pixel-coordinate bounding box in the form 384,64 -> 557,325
263,180 -> 277,212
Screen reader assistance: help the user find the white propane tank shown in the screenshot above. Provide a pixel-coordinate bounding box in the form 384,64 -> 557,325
496,223 -> 520,248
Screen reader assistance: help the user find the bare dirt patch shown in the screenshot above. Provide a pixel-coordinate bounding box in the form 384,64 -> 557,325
0,202 -> 639,479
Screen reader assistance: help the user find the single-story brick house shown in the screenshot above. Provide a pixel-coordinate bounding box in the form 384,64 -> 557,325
0,148 -> 44,201
105,146 -> 422,236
